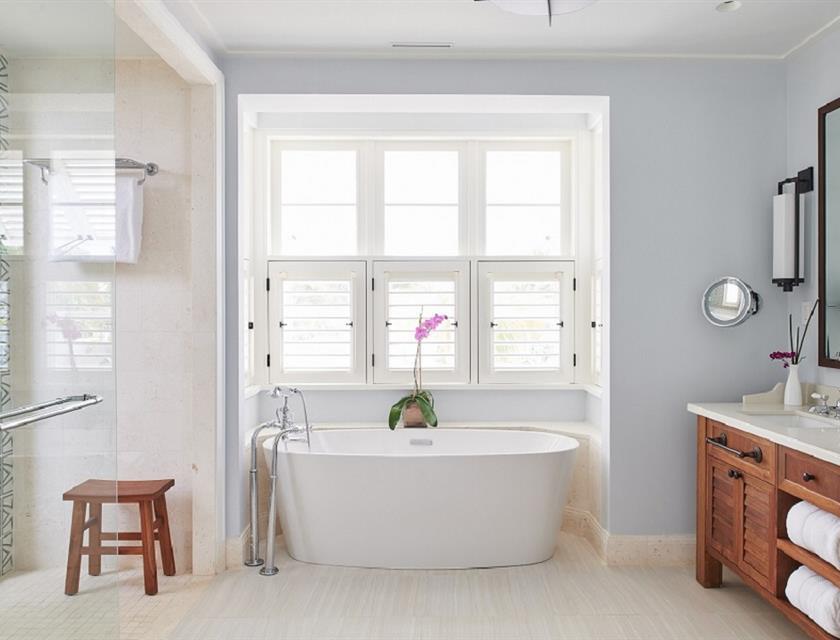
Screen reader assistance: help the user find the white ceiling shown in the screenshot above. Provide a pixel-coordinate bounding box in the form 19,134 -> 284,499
163,0 -> 840,59
0,2 -> 155,58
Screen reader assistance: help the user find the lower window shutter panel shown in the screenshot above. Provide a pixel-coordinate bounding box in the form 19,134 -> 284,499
268,261 -> 366,383
479,261 -> 574,384
372,261 -> 469,384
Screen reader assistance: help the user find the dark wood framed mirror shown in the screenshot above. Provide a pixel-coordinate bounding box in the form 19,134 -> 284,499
819,97 -> 840,368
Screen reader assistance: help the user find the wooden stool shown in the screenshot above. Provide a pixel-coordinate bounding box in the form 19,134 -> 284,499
62,479 -> 176,596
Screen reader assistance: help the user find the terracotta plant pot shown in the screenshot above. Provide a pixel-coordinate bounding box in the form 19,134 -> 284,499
402,401 -> 427,428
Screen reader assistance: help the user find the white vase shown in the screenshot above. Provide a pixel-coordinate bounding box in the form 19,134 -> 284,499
784,364 -> 803,407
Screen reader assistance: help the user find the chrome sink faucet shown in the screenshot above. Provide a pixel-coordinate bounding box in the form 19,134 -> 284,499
808,392 -> 840,419
810,393 -> 831,415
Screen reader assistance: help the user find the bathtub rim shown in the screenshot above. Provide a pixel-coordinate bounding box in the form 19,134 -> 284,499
261,426 -> 580,459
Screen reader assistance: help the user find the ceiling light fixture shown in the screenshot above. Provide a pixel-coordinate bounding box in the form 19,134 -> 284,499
476,0 -> 598,26
716,0 -> 742,12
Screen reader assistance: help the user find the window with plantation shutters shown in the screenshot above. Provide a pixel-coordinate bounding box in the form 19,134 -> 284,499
478,261 -> 574,383
267,261 -> 366,383
45,280 -> 114,371
0,152 -> 24,253
372,261 -> 469,384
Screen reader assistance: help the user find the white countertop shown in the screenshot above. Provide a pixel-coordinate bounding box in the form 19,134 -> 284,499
687,402 -> 840,466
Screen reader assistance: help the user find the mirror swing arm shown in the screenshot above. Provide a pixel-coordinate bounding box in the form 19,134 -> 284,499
773,167 -> 814,292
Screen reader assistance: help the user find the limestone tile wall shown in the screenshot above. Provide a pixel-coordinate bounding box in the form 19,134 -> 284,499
114,58 -> 195,571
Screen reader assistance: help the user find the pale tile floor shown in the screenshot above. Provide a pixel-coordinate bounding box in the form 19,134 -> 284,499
0,534 -> 807,639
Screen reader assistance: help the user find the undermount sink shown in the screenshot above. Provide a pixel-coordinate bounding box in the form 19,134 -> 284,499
760,413 -> 840,430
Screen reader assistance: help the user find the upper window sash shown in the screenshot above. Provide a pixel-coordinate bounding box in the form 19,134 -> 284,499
268,141 -> 366,257
374,141 -> 468,257
476,141 -> 573,258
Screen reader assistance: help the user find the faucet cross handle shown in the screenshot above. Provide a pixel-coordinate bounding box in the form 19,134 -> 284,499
811,392 -> 829,406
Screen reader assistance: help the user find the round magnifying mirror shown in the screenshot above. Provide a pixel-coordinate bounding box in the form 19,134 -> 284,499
702,277 -> 760,327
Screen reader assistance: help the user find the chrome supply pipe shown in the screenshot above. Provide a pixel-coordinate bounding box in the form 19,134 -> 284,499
260,396 -> 306,577
244,418 -> 280,567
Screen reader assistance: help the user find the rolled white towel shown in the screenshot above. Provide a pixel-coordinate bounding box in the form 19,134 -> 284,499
786,566 -> 840,637
787,500 -> 840,570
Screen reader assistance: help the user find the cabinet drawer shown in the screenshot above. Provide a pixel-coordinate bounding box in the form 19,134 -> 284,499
779,447 -> 840,516
705,421 -> 776,482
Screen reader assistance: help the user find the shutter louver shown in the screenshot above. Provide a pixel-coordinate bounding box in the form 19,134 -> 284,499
0,153 -> 23,252
46,280 -> 113,370
491,278 -> 562,370
279,278 -> 354,372
386,278 -> 456,371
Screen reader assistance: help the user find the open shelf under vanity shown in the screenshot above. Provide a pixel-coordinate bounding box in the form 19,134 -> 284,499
695,414 -> 840,640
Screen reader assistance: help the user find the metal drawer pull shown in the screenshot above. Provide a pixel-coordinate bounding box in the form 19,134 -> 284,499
727,469 -> 743,479
706,434 -> 763,464
802,472 -> 816,482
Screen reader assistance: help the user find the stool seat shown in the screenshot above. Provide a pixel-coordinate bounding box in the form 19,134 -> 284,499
63,479 -> 174,503
63,478 -> 175,596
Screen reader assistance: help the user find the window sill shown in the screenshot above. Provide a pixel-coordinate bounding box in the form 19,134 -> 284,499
250,382 -> 602,395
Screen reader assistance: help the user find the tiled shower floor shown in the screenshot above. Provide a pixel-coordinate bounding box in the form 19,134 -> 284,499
0,534 -> 805,639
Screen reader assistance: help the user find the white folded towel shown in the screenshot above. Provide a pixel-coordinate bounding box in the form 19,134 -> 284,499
48,171 -> 143,263
115,173 -> 143,263
786,565 -> 840,637
787,500 -> 840,570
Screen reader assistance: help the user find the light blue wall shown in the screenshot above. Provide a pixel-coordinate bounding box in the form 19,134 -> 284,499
222,56 -> 789,537
786,24 -> 840,387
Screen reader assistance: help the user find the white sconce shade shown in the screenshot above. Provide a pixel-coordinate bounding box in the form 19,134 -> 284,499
772,192 -> 803,290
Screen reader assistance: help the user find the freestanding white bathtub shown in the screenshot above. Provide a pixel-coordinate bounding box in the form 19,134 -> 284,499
262,428 -> 579,569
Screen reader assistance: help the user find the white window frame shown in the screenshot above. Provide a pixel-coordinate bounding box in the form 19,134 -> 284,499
268,141 -> 368,256
267,260 -> 367,384
372,260 -> 470,385
476,141 -> 574,258
374,141 -> 468,256
477,260 -> 575,384
251,130 -> 594,388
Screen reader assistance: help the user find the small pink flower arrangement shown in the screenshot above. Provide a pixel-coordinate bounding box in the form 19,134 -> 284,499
389,311 -> 448,429
414,313 -> 447,342
769,351 -> 797,369
769,299 -> 819,369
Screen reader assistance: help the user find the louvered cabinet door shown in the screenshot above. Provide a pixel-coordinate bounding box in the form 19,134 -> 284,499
706,457 -> 738,563
738,473 -> 774,591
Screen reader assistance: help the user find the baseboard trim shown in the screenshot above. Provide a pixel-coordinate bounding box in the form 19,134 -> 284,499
225,525 -> 250,570
562,506 -> 695,566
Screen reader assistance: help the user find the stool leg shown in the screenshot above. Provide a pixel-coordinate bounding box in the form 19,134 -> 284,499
65,501 -> 87,595
88,502 -> 102,576
139,501 -> 158,595
154,495 -> 176,576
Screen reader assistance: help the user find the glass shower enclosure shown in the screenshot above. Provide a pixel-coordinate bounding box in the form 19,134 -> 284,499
0,1 -> 119,637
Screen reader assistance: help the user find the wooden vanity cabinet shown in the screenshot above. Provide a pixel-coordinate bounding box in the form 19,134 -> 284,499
696,416 -> 840,640
699,421 -> 776,592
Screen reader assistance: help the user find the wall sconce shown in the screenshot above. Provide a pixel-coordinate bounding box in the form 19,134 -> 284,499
773,167 -> 814,292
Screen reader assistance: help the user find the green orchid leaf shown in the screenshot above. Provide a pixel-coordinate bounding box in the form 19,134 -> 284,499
414,396 -> 438,427
388,397 -> 409,430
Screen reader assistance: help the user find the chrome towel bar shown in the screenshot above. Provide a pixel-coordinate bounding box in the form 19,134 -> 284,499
0,394 -> 103,432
